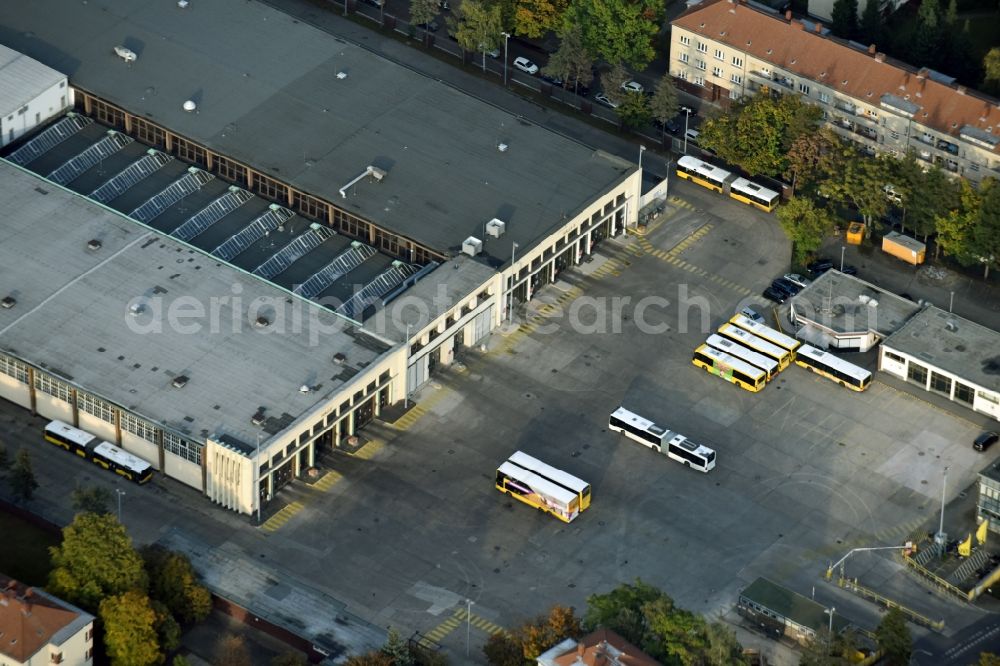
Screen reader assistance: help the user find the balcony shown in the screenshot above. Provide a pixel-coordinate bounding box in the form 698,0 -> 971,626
936,139 -> 959,155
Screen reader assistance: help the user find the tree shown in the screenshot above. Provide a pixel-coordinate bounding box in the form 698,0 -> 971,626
543,25 -> 593,95
912,0 -> 941,64
935,178 -> 982,262
984,47 -> 1000,94
776,197 -> 837,263
173,657 -> 192,666
483,631 -> 523,666
10,449 -> 38,501
616,91 -> 652,130
971,179 -> 1000,279
452,0 -> 504,72
599,63 -> 629,106
381,628 -> 414,665
48,513 -> 148,613
820,146 -> 889,229
784,127 -> 841,195
644,597 -> 708,664
875,608 -> 912,666
979,654 -> 1000,666
517,605 -> 583,660
100,590 -> 163,666
151,599 -> 181,654
271,652 -> 309,666
215,635 -> 252,666
858,0 -> 883,48
513,0 -> 568,38
704,621 -> 744,665
410,0 -> 441,39
142,545 -> 213,625
830,0 -> 858,39
649,75 -> 680,142
562,0 -> 661,69
584,579 -> 665,645
72,485 -> 113,515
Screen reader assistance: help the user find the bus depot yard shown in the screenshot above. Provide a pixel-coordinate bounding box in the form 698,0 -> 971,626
4,182 -> 996,657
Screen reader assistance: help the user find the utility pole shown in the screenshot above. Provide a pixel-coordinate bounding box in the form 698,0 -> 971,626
935,466 -> 949,547
466,599 -> 474,656
508,242 -> 519,322
115,488 -> 125,523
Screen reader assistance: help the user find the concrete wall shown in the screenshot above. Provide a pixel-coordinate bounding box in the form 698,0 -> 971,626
1,78 -> 71,148
164,452 -> 203,490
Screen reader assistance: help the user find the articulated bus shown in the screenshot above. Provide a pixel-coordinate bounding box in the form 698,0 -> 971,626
717,323 -> 793,371
43,420 -> 154,484
692,344 -> 767,392
609,407 -> 716,472
507,450 -> 592,511
705,334 -> 779,381
729,177 -> 780,212
795,344 -> 873,391
676,156 -> 732,194
729,315 -> 802,357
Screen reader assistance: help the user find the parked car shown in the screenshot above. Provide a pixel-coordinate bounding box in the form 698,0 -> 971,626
540,72 -> 564,87
594,92 -> 618,109
417,19 -> 439,32
841,265 -> 858,276
566,79 -> 591,97
654,117 -> 681,134
783,273 -> 810,289
684,128 -> 700,143
621,80 -> 644,94
438,0 -> 450,9
771,277 -> 801,297
975,432 -> 999,452
741,306 -> 764,323
762,286 -> 786,304
807,258 -> 834,276
512,56 -> 539,75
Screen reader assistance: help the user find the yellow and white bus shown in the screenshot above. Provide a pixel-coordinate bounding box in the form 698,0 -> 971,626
729,177 -> 780,212
705,333 -> 779,381
676,156 -> 732,194
496,451 -> 592,522
729,314 -> 802,357
716,323 -> 793,371
795,344 -> 873,392
692,344 -> 767,392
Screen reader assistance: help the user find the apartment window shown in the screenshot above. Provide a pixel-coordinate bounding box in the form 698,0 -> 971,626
865,109 -> 879,120
680,35 -> 690,46
680,53 -> 689,64
694,75 -> 705,86
929,371 -> 952,396
970,163 -> 980,172
714,48 -> 724,60
889,130 -> 900,140
884,351 -> 905,364
729,88 -> 740,99
121,413 -> 157,443
696,59 -> 706,71
730,73 -> 742,84
34,374 -> 72,402
712,66 -> 723,77
51,651 -> 63,663
677,71 -> 689,81
697,42 -> 707,53
760,67 -> 770,76
907,362 -> 928,386
732,56 -> 743,67
798,83 -> 810,95
818,92 -> 830,103
954,382 -> 975,405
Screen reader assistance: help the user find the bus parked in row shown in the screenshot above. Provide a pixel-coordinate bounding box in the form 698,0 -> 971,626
44,420 -> 154,484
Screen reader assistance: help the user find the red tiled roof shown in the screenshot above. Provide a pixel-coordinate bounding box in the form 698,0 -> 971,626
552,629 -> 661,666
0,575 -> 80,663
673,0 -> 1000,152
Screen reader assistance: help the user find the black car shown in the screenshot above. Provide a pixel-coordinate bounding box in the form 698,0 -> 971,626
975,431 -> 999,452
654,117 -> 682,134
841,265 -> 858,276
807,258 -> 834,276
539,72 -> 564,87
772,277 -> 802,296
417,20 -> 439,32
762,286 -> 786,304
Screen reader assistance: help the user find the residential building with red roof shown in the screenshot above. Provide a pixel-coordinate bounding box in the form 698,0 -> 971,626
670,0 -> 1000,183
536,629 -> 662,666
0,575 -> 94,666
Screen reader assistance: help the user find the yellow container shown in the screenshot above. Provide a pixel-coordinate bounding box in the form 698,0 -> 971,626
882,231 -> 926,265
846,222 -> 865,245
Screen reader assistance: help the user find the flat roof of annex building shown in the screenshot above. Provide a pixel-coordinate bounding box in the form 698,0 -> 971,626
0,0 -> 634,261
790,270 -> 922,337
884,305 -> 1000,394
0,162 -> 392,450
0,43 -> 66,117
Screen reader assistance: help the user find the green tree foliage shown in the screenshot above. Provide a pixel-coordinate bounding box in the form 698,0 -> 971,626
142,545 -> 212,625
48,513 -> 148,613
563,0 -> 661,69
513,0 -> 567,38
971,179 -> 1000,279
151,599 -> 181,654
913,0 -> 941,64
543,25 -> 593,94
599,63 -> 629,106
381,628 -> 415,665
819,145 -> 888,228
887,156 -> 957,239
776,197 -> 837,263
344,652 -> 393,666
830,0 -> 858,39
616,91 -> 652,130
858,0 -> 883,48
644,597 -> 708,664
100,590 -> 163,666
984,48 -> 1000,94
172,656 -> 192,666
583,579 -> 664,645
410,0 -> 441,37
483,631 -> 523,666
271,652 -> 309,666
784,127 -> 841,195
875,608 -> 912,665
698,93 -> 821,177
215,635 -> 252,666
704,621 -> 745,665
935,178 -> 982,262
452,0 -> 504,71
10,449 -> 38,501
72,485 -> 113,515
649,75 -> 680,141
979,653 -> 1000,666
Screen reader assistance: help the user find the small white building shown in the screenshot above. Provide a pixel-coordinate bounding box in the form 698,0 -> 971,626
0,44 -> 70,148
880,307 -> 1000,421
0,575 -> 95,666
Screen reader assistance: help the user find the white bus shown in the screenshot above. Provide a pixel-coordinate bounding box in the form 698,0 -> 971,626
730,314 -> 802,355
496,461 -> 582,522
717,323 -> 793,371
729,177 -> 780,212
676,156 -> 733,194
507,450 -> 592,510
705,333 -> 779,381
795,344 -> 873,391
609,407 -> 716,472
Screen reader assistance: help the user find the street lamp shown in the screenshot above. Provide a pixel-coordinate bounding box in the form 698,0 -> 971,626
256,432 -> 263,525
501,32 -> 510,86
682,108 -> 693,155
404,323 -> 411,409
466,599 -> 474,656
935,466 -> 949,547
638,145 -> 646,171
665,158 -> 675,198
823,606 -> 835,653
508,242 -> 519,322
115,488 -> 125,523
840,246 -> 846,272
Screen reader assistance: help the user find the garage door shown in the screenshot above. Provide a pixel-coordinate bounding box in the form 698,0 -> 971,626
407,354 -> 428,394
472,305 -> 494,345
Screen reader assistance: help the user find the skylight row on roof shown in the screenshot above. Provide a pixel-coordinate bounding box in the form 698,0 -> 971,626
336,262 -> 419,321
172,187 -> 255,242
294,242 -> 377,300
6,113 -> 92,166
90,150 -> 174,203
251,226 -> 335,279
212,205 -> 294,261
47,131 -> 133,185
130,168 -> 215,223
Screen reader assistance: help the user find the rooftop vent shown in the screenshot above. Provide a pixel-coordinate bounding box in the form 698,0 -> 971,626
299,385 -> 312,394
945,320 -> 958,332
858,294 -> 870,305
178,0 -> 189,7
113,46 -> 137,63
251,410 -> 266,426
129,303 -> 145,316
1,296 -> 15,310
497,142 -> 509,152
183,100 -> 197,112
172,375 -> 189,388
486,218 -> 506,238
87,239 -> 102,251
333,352 -> 347,364
336,71 -> 348,80
254,315 -> 270,328
462,237 -> 483,257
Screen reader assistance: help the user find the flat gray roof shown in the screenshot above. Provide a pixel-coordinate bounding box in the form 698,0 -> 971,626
0,0 -> 633,260
364,255 -> 496,343
791,270 -> 922,337
884,305 -> 1000,394
0,162 -> 392,448
0,44 -> 65,117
